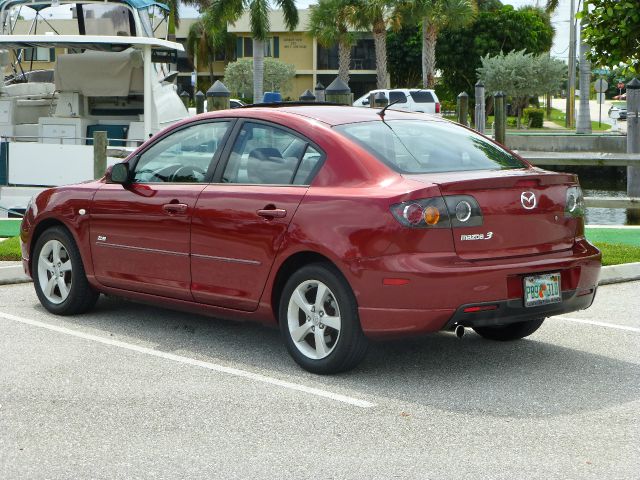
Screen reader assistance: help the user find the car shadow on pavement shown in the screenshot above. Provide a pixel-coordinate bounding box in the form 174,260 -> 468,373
42,294 -> 640,419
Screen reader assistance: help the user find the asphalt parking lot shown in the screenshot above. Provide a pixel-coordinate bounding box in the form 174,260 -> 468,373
1,281 -> 638,480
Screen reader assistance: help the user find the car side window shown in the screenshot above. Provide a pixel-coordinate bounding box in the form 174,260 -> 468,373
222,122 -> 311,185
389,91 -> 407,104
132,121 -> 231,183
292,145 -> 322,185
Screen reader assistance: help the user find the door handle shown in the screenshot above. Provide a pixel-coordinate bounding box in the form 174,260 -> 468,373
162,203 -> 188,215
257,208 -> 287,219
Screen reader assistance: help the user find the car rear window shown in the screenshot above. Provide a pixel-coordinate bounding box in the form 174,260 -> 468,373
410,91 -> 435,103
334,120 -> 526,174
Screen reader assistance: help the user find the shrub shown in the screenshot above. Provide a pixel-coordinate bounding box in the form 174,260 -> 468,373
524,108 -> 544,128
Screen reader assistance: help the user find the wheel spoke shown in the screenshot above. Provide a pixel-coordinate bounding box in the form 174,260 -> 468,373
291,321 -> 313,342
314,283 -> 327,311
322,315 -> 341,331
56,277 -> 69,300
52,241 -> 62,264
40,259 -> 54,271
45,276 -> 57,297
59,260 -> 72,272
291,288 -> 313,316
314,328 -> 328,357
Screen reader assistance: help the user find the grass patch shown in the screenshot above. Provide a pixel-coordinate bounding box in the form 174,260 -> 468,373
548,107 -> 611,131
594,242 -> 640,266
0,236 -> 21,261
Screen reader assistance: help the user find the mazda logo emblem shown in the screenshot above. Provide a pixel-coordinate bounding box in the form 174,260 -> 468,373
521,191 -> 537,210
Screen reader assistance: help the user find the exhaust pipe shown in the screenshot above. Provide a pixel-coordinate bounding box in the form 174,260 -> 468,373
454,324 -> 465,339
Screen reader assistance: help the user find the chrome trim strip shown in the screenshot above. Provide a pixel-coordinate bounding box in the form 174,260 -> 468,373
95,242 -> 188,257
191,253 -> 261,266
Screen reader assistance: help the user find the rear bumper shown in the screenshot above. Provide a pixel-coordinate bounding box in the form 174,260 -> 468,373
443,287 -> 596,329
352,239 -> 601,338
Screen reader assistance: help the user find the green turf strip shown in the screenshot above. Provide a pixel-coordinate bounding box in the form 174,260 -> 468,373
0,219 -> 21,238
585,227 -> 640,247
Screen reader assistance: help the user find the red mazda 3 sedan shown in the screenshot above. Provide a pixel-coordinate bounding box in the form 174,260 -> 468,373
20,106 -> 601,374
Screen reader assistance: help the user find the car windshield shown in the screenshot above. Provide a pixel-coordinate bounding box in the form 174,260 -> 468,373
334,120 -> 526,174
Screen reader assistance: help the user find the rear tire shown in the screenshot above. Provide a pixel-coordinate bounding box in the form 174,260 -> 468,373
32,226 -> 99,315
473,318 -> 545,341
279,263 -> 368,374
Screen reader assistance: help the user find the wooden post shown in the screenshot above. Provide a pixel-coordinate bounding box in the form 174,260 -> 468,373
180,90 -> 190,109
325,77 -> 352,105
206,80 -> 230,111
626,78 -> 640,221
474,81 -> 485,134
457,92 -> 469,126
299,89 -> 316,102
494,92 -> 506,145
93,131 -> 107,179
195,90 -> 205,114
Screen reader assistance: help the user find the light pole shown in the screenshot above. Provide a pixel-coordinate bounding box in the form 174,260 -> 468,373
565,0 -> 576,128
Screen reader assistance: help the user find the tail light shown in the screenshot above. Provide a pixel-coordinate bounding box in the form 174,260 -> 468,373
390,197 -> 451,228
435,102 -> 441,114
391,195 -> 483,229
565,186 -> 585,217
443,195 -> 483,227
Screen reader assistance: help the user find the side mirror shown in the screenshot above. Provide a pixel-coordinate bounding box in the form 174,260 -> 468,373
362,98 -> 370,105
110,163 -> 130,184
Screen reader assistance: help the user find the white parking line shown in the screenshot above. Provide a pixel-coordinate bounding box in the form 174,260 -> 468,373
0,311 -> 376,409
556,316 -> 640,333
0,264 -> 22,269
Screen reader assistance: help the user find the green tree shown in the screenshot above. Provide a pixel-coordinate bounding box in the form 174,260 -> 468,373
477,50 -> 565,127
308,0 -> 360,84
209,0 -> 298,102
387,24 -> 421,87
352,0 -> 401,88
187,10 -> 228,84
402,0 -> 477,88
224,58 -> 297,97
580,0 -> 640,73
435,3 -> 554,99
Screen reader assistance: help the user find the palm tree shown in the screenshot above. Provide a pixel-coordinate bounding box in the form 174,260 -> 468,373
187,11 -> 221,84
403,0 -> 477,88
353,0 -> 401,89
308,0 -> 360,84
209,0 -> 298,102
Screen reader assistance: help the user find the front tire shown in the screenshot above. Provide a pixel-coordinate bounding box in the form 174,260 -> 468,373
32,226 -> 99,315
473,318 -> 545,341
279,263 -> 368,374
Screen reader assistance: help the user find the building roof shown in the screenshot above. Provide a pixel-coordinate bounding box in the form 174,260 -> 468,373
226,9 -> 312,33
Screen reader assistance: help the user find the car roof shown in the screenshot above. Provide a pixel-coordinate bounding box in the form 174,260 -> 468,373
200,105 -> 442,127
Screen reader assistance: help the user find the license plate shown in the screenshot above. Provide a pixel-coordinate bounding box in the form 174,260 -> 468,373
523,273 -> 561,307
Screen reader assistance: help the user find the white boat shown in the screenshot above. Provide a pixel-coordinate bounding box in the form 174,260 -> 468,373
0,0 -> 189,215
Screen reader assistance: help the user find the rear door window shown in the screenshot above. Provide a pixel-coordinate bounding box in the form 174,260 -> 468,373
221,122 -> 323,185
410,91 -> 435,103
389,91 -> 407,104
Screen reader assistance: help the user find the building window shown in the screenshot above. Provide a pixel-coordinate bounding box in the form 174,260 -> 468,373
317,37 -> 375,70
237,36 -> 279,58
22,47 -> 55,62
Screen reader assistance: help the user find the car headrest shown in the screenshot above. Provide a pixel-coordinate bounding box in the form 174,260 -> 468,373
247,148 -> 296,184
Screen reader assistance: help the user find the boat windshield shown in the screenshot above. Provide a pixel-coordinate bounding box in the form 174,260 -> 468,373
80,4 -> 135,36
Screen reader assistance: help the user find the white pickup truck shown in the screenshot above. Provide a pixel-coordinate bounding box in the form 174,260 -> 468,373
353,88 -> 441,114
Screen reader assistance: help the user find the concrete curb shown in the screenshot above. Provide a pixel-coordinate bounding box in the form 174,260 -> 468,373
598,262 -> 640,285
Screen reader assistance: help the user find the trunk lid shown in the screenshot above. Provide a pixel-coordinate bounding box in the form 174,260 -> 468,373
409,169 -> 579,260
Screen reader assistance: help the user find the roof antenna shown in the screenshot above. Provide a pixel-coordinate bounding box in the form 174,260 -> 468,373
376,92 -> 401,119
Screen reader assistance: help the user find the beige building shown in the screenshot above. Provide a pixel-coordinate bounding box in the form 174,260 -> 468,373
176,9 -> 379,100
